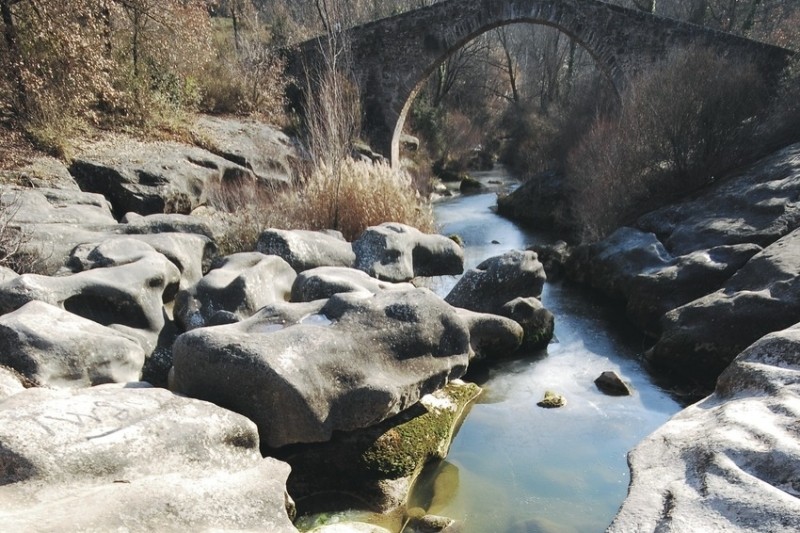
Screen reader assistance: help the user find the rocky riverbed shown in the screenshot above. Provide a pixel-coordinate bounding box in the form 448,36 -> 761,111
0,117 -> 555,531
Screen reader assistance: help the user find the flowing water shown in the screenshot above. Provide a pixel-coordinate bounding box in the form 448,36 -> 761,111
407,168 -> 683,532
296,167 -> 683,532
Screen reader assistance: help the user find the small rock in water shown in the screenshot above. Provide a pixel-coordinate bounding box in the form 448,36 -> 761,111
594,371 -> 634,396
537,390 -> 566,408
407,513 -> 460,532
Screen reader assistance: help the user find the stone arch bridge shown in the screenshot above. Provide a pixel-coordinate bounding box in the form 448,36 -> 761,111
288,0 -> 792,164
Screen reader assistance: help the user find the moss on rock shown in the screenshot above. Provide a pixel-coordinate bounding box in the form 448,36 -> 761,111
361,381 -> 481,478
278,380 -> 481,513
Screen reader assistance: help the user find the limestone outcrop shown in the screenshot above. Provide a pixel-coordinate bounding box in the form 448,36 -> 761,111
610,324 -> 800,532
647,228 -> 800,388
69,133 -> 290,217
565,143 -> 800,392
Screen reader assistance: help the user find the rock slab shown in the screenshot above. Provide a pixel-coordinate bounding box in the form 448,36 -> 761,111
610,323 -> 800,532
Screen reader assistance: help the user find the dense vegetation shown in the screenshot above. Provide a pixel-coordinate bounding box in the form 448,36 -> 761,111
1,0 -> 799,245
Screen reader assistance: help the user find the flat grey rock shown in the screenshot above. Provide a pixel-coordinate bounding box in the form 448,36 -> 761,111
69,136 -> 274,217
0,384 -> 298,532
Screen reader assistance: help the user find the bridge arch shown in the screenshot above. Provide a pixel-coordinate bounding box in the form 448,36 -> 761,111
389,18 -> 618,167
290,0 -> 792,164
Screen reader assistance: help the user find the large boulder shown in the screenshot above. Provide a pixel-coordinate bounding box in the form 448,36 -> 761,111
496,170 -> 567,229
69,135 -> 279,217
280,381 -> 481,514
171,289 -> 471,448
647,228 -> 800,390
1,186 -> 115,225
353,223 -> 464,282
445,250 -> 546,313
0,239 -> 179,355
174,252 -> 296,330
0,301 -> 145,387
291,266 -> 414,302
609,324 -> 800,532
499,297 -> 554,351
636,142 -> 800,255
257,228 -> 356,272
455,308 -> 523,361
0,384 -> 298,532
566,227 -> 671,300
0,366 -> 25,401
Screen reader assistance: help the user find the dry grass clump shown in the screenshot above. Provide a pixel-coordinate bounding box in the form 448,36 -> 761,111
207,157 -> 435,255
291,157 -> 434,241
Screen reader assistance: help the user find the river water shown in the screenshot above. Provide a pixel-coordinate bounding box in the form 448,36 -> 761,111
297,168 -> 682,532
408,168 -> 682,532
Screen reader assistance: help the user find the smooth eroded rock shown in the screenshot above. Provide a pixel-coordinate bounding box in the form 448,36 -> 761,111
257,228 -> 356,272
172,289 -> 471,448
0,301 -> 145,387
445,250 -> 546,313
610,323 -> 800,532
354,223 -> 464,282
0,384 -> 297,531
0,238 -> 180,355
174,252 -> 295,330
291,266 -> 415,302
648,228 -> 800,390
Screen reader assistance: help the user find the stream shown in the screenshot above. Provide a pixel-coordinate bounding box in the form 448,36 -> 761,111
408,168 -> 683,532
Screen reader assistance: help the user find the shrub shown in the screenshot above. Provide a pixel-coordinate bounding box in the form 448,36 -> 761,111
198,23 -> 287,121
564,46 -> 770,241
208,157 -> 435,254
